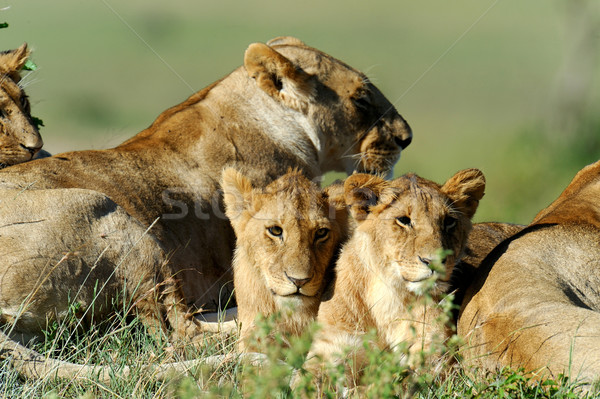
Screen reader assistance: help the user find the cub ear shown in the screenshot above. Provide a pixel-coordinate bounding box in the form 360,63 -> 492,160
221,168 -> 254,223
344,174 -> 388,221
0,43 -> 30,83
441,168 -> 486,220
244,42 -> 315,112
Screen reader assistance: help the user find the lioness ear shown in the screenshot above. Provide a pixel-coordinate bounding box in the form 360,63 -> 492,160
344,174 -> 388,221
266,36 -> 306,47
441,168 -> 486,219
0,43 -> 30,82
244,42 -> 315,112
221,168 -> 254,223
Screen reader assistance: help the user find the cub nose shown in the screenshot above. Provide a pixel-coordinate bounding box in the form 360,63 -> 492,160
285,273 -> 312,288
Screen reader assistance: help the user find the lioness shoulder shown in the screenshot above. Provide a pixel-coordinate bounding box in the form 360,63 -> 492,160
222,168 -> 348,351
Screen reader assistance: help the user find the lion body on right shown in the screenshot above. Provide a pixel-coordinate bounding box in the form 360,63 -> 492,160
458,160 -> 600,387
301,169 -> 486,388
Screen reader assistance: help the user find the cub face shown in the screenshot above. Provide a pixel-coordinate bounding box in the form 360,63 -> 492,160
222,168 -> 348,314
0,44 -> 43,167
345,170 -> 486,296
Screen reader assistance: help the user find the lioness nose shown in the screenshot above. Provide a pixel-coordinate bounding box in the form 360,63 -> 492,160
393,117 -> 412,149
286,273 -> 312,288
394,135 -> 412,150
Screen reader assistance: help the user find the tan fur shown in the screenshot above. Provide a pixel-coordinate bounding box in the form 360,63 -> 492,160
222,168 -> 348,351
0,43 -> 43,167
458,160 -> 600,387
0,37 -> 411,345
303,169 -> 485,386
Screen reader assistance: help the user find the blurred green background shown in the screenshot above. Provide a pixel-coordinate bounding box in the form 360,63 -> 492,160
2,0 -> 599,224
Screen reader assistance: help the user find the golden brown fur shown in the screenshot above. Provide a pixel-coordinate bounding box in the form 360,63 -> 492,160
302,169 -> 485,387
0,37 -> 411,348
458,160 -> 600,387
221,169 -> 348,351
451,222 -> 524,319
0,43 -> 43,167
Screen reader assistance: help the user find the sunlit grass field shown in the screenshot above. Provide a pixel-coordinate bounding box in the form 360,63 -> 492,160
2,1 -> 600,397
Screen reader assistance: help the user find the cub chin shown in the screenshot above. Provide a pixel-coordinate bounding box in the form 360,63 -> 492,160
221,168 -> 348,352
299,169 -> 485,389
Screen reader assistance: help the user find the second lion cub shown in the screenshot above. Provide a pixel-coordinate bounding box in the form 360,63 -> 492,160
301,169 -> 485,387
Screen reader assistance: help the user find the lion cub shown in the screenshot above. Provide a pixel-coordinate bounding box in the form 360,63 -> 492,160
221,168 -> 348,351
302,169 -> 485,386
0,44 -> 44,167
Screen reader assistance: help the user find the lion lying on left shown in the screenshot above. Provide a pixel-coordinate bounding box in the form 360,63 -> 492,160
0,36 -> 413,381
0,36 -> 411,344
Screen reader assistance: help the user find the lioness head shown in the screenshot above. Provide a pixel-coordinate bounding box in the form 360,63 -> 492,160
221,168 -> 348,348
0,43 -> 43,167
244,36 -> 412,178
344,169 -> 485,296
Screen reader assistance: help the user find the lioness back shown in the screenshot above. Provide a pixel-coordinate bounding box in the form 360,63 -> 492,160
0,44 -> 43,167
222,168 -> 348,351
300,169 -> 485,389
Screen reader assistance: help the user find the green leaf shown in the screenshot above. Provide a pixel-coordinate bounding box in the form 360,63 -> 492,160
31,116 -> 44,130
23,59 -> 37,71
0,22 -> 8,29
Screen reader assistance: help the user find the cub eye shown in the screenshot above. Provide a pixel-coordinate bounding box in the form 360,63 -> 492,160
267,225 -> 283,238
444,216 -> 458,232
314,228 -> 330,242
396,216 -> 411,227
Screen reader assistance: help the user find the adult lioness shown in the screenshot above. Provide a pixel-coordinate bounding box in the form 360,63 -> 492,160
221,168 -> 348,351
0,43 -> 44,167
458,160 -> 600,387
0,37 -> 411,344
300,169 -> 485,389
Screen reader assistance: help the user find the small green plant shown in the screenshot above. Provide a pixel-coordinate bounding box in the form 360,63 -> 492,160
1,251 -> 597,398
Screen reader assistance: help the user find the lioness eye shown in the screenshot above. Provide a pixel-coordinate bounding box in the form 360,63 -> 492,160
267,225 -> 283,237
353,95 -> 370,111
396,216 -> 411,226
315,228 -> 330,241
444,217 -> 457,232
